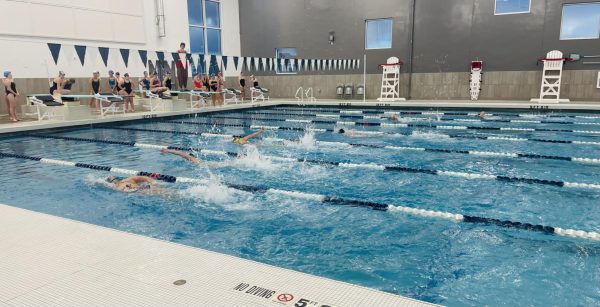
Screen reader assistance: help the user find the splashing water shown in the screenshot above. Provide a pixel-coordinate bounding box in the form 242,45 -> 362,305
231,145 -> 281,171
410,130 -> 451,141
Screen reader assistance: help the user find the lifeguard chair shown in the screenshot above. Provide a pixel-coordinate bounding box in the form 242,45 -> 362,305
378,57 -> 406,102
531,50 -> 570,103
469,61 -> 483,101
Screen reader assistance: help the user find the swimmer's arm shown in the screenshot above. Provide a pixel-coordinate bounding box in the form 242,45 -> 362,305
161,148 -> 199,162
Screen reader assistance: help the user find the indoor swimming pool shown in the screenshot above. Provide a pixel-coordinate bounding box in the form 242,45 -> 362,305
1,106 -> 599,307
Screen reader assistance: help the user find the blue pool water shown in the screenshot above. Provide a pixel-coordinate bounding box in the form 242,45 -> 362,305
1,106 -> 600,306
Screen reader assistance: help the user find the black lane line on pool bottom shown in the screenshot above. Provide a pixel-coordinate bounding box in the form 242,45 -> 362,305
0,150 -> 585,240
188,115 -> 600,135
24,133 -> 600,191
159,119 -> 600,146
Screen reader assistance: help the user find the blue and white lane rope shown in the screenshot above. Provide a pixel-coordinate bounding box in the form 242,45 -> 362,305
26,134 -> 600,190
244,111 -> 600,126
0,151 -> 598,242
183,115 -> 600,135
32,133 -> 600,166
101,124 -> 600,147
270,107 -> 600,120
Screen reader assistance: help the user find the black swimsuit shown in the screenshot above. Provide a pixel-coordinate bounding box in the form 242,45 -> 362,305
210,81 -> 218,91
253,81 -> 259,88
49,81 -> 58,94
91,79 -> 100,94
240,79 -> 246,87
5,82 -> 16,96
165,79 -> 172,90
123,81 -> 133,94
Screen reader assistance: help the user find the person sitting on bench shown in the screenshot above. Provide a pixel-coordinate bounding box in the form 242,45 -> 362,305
150,72 -> 168,96
49,71 -> 67,95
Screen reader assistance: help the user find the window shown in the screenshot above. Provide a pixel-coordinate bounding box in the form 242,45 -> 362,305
276,48 -> 297,75
365,19 -> 392,49
560,3 -> 600,40
187,0 -> 221,54
494,0 -> 530,15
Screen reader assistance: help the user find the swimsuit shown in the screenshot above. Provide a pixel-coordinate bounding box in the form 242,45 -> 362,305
240,79 -> 246,87
253,81 -> 259,88
91,79 -> 100,94
5,82 -> 16,96
194,80 -> 202,89
49,81 -> 58,94
108,78 -> 116,89
165,78 -> 172,90
210,81 -> 218,92
122,81 -> 133,94
63,83 -> 72,90
142,79 -> 150,90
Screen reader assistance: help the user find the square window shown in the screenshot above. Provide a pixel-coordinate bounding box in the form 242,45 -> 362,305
206,28 -> 221,55
187,0 -> 203,26
276,48 -> 298,74
205,1 -> 220,28
495,0 -> 531,15
365,19 -> 393,49
560,3 -> 600,40
189,26 -> 205,54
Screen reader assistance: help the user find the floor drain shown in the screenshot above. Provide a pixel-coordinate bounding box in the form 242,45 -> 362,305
173,279 -> 187,286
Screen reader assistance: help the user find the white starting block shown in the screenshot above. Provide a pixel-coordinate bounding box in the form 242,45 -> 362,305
469,61 -> 483,101
531,50 -> 570,103
377,57 -> 406,102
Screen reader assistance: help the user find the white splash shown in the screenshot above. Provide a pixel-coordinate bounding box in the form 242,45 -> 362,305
231,145 -> 280,171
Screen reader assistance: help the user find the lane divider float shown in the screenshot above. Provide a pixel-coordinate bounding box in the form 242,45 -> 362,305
26,134 -> 600,190
0,151 -> 598,242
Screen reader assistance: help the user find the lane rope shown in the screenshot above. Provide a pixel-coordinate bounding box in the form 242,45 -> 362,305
28,133 -> 600,166
157,120 -> 600,146
0,151 -> 598,242
181,115 -> 600,135
243,110 -> 600,126
270,107 -> 600,120
25,133 -> 600,190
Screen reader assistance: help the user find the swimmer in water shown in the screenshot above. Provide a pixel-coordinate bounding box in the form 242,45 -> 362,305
338,128 -> 368,138
389,115 -> 401,121
478,111 -> 486,120
232,128 -> 265,145
105,176 -> 159,193
160,148 -> 224,166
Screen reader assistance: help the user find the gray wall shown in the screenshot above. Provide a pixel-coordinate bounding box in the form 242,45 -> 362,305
240,0 -> 600,74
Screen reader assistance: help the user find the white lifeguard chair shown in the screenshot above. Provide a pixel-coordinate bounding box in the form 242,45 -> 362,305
531,50 -> 570,103
377,57 -> 406,102
469,61 -> 483,101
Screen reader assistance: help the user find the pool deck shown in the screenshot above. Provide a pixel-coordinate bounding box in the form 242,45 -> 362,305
1,98 -> 599,135
0,204 -> 437,307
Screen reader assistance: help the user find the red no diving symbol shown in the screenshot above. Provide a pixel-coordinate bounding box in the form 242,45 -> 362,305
277,293 -> 294,302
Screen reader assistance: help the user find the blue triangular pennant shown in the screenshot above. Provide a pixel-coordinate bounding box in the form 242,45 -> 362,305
233,56 -> 239,70
138,50 -> 147,67
209,55 -> 219,75
199,54 -> 206,74
120,49 -> 130,67
171,53 -> 179,62
222,56 -> 228,71
47,43 -> 61,65
98,47 -> 109,67
74,45 -> 86,66
156,51 -> 165,62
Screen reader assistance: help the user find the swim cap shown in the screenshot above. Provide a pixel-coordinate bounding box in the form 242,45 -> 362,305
3,70 -> 10,78
108,70 -> 114,74
105,176 -> 120,184
59,71 -> 65,76
338,129 -> 345,134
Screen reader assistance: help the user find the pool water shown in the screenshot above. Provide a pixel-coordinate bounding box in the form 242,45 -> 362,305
1,106 -> 599,306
